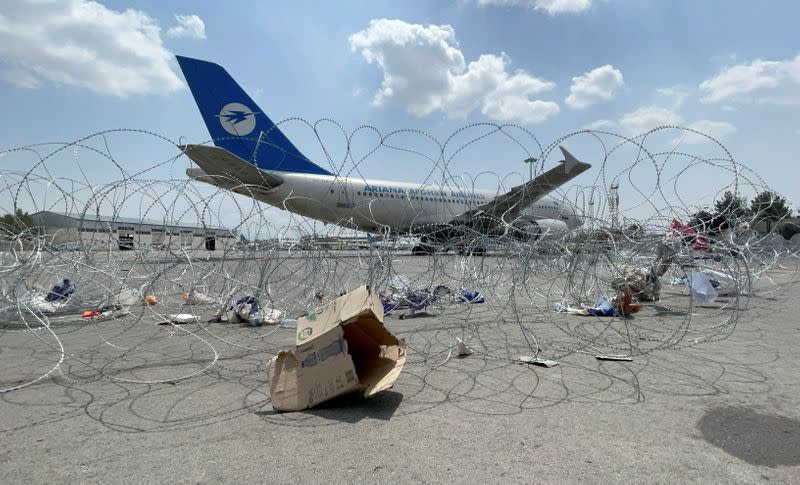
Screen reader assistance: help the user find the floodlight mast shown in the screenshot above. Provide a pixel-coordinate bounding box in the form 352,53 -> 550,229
524,157 -> 537,182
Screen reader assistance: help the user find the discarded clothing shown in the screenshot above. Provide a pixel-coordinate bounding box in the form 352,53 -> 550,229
45,279 -> 76,302
555,296 -> 637,317
458,290 -> 485,304
585,297 -> 615,316
217,295 -> 283,326
245,308 -> 283,327
381,276 -> 484,317
670,219 -> 710,252
613,291 -> 641,316
227,295 -> 260,323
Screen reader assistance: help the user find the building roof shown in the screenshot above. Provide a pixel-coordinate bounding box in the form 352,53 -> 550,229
32,211 -> 231,232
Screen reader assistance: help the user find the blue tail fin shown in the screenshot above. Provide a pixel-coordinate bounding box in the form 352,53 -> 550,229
175,55 -> 332,176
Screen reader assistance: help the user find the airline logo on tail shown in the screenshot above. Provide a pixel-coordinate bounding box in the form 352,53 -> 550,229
216,102 -> 259,136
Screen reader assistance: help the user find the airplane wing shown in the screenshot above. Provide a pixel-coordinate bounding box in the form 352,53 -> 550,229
179,144 -> 284,189
451,146 -> 590,225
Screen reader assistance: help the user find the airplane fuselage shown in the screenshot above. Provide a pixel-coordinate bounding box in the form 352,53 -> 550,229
189,168 -> 581,234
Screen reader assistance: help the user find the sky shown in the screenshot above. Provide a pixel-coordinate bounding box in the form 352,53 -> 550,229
0,0 -> 798,231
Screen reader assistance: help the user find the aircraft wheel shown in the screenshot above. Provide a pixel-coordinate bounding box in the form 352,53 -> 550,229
412,244 -> 435,256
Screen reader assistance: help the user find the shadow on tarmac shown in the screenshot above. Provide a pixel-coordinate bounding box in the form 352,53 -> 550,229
256,390 -> 404,423
697,406 -> 800,467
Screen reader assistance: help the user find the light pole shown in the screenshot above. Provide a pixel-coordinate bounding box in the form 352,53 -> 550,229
524,157 -> 537,182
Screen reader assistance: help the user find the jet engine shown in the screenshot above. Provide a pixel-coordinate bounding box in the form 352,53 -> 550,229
510,218 -> 569,241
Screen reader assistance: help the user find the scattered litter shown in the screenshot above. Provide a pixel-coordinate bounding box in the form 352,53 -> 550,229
555,295 -> 639,317
611,243 -> 676,301
267,285 -> 406,412
117,288 -> 141,306
670,219 -> 710,252
22,294 -> 70,313
245,308 -> 283,327
518,355 -> 559,367
216,296 -> 285,326
81,304 -> 129,321
613,291 -> 641,316
0,125 -> 786,394
224,295 -> 260,324
586,296 -> 615,316
182,291 -> 215,305
595,355 -> 633,361
45,279 -> 76,302
697,268 -> 737,295
455,337 -> 472,357
458,290 -> 485,304
381,275 -> 485,318
165,314 -> 199,324
685,271 -> 718,304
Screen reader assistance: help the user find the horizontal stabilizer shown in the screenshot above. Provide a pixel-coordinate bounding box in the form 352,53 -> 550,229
180,144 -> 284,189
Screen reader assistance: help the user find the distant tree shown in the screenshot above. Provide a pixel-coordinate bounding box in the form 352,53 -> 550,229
779,220 -> 800,241
0,209 -> 34,238
714,191 -> 750,221
750,191 -> 792,223
688,210 -> 728,235
625,222 -> 644,239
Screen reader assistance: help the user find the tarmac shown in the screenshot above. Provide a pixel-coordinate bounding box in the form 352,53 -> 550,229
1,254 -> 799,484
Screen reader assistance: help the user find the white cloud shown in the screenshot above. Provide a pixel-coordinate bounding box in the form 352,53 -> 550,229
166,14 -> 206,40
1,66 -> 40,89
584,119 -> 617,130
656,86 -> 688,108
619,105 -> 683,135
0,0 -> 183,97
476,0 -> 592,15
565,64 -> 624,109
349,19 -> 559,123
671,120 -> 737,145
699,53 -> 800,105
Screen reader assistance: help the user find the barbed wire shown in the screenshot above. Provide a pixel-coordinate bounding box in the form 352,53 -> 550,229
0,122 -> 798,395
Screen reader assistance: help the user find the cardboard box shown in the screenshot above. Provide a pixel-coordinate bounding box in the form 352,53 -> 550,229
267,285 -> 406,412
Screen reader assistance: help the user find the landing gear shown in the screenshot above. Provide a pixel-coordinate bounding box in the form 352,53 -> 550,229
458,246 -> 486,256
458,245 -> 486,256
411,243 -> 435,256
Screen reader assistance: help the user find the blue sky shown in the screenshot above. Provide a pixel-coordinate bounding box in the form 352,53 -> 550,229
1,0 -> 798,228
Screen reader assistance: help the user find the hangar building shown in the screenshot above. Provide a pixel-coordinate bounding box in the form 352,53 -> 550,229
31,211 -> 237,251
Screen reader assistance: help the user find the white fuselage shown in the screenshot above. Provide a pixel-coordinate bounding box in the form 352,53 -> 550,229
215,171 -> 582,234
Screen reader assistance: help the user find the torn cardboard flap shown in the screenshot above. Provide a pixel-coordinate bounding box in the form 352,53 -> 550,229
267,285 -> 406,412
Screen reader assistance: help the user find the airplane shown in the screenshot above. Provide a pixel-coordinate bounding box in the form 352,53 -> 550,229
175,55 -> 592,255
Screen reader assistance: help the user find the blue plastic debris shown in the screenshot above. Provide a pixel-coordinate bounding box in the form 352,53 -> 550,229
45,279 -> 76,302
459,290 -> 485,304
585,296 -> 615,316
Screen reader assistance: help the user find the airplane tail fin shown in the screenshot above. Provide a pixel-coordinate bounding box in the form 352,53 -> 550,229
175,55 -> 332,176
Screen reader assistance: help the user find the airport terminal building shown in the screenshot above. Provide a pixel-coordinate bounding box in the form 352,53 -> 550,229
31,211 -> 237,251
